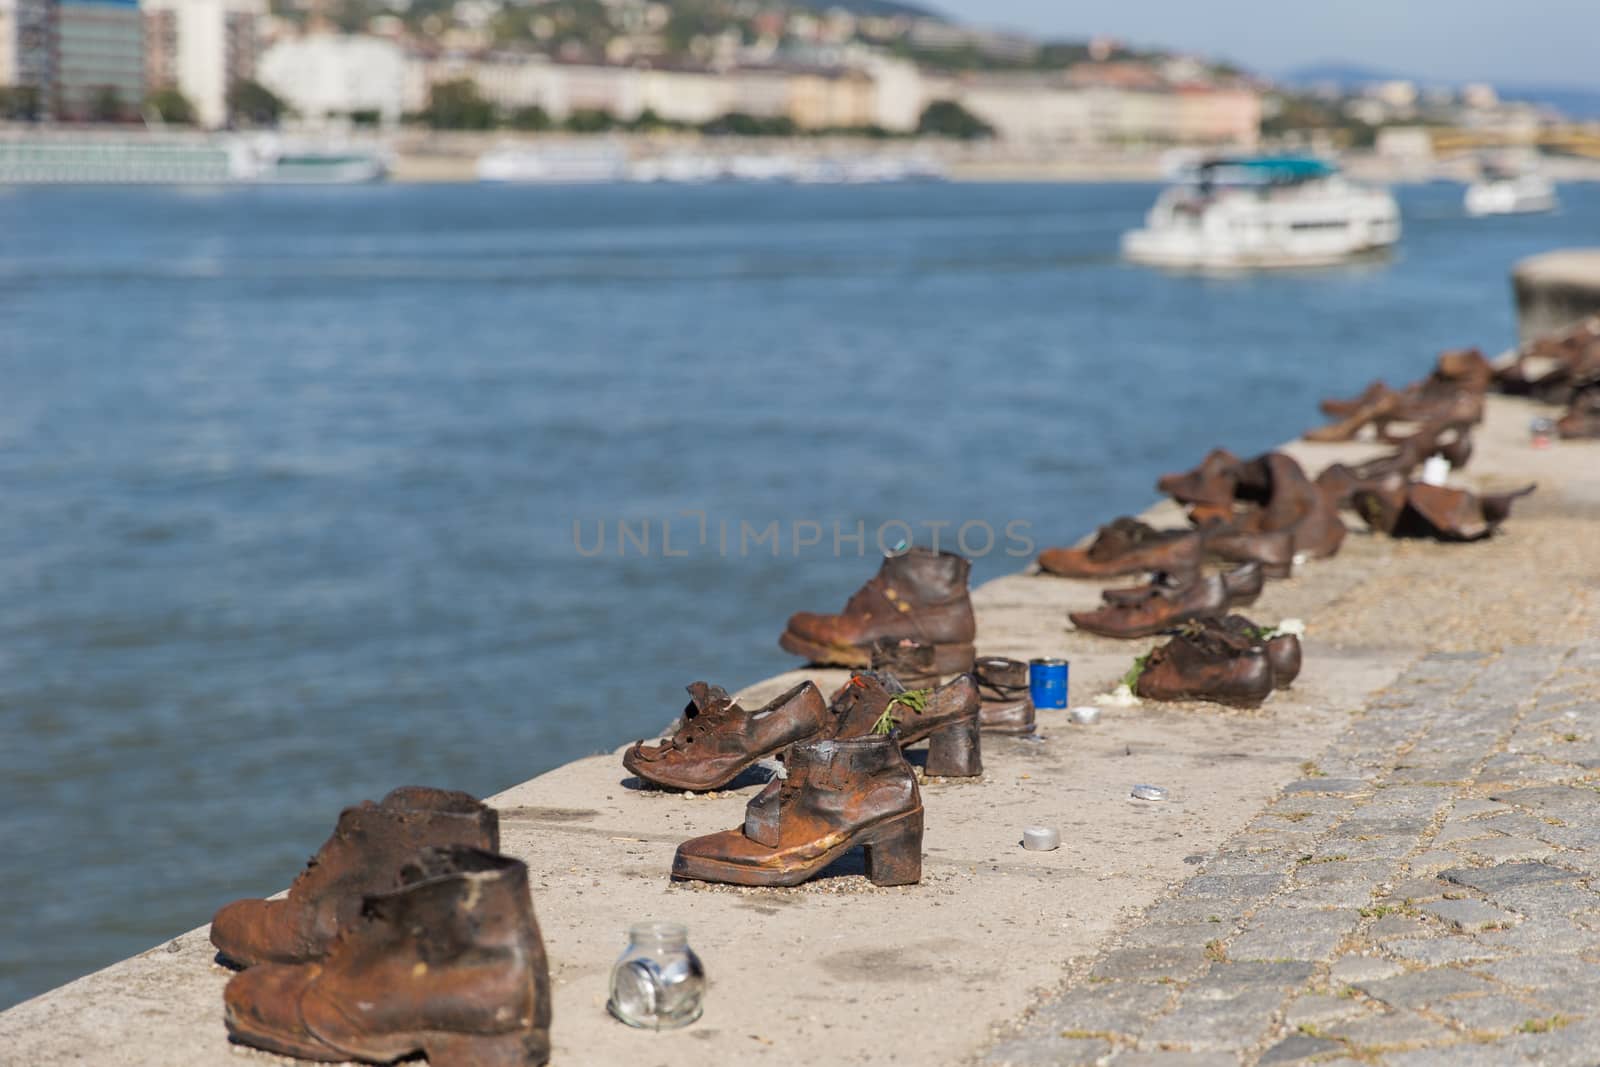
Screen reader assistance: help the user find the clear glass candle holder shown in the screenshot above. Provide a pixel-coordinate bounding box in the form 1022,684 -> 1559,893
607,921 -> 705,1030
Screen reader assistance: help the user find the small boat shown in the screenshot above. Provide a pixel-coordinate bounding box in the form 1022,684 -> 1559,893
1464,164 -> 1557,216
1121,156 -> 1400,270
227,135 -> 388,184
476,141 -> 628,184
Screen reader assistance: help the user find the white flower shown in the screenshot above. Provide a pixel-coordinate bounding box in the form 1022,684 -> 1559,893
1276,617 -> 1307,637
1101,683 -> 1141,707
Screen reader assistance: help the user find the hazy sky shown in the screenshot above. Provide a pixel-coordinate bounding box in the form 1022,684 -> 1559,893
932,0 -> 1599,88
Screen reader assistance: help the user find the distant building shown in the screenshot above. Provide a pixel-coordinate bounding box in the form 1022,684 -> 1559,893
55,0 -> 145,120
959,74 -> 1087,144
786,65 -> 873,128
960,76 -> 1258,149
258,32 -> 405,125
861,54 -> 926,132
143,0 -> 264,126
0,0 -> 56,111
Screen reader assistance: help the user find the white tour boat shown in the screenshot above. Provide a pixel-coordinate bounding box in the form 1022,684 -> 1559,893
1464,165 -> 1558,216
227,135 -> 388,184
1122,156 -> 1400,270
476,141 -> 629,184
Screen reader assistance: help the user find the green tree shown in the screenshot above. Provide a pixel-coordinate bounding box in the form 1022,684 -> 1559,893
699,112 -> 795,137
916,99 -> 993,140
89,85 -> 124,123
0,85 -> 42,121
422,79 -> 496,129
628,107 -> 684,132
228,79 -> 286,126
507,104 -> 552,131
348,108 -> 381,127
565,107 -> 615,133
144,86 -> 196,124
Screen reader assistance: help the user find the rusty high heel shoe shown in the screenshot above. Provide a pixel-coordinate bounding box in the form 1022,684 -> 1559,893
671,733 -> 923,888
830,671 -> 982,777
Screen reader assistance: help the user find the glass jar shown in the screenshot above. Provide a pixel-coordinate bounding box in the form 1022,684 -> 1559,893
607,921 -> 705,1030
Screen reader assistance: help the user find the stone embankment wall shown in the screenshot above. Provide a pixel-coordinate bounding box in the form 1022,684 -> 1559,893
1513,249 -> 1600,340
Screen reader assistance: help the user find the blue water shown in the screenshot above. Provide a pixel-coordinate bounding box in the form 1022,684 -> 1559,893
1,180 -> 1595,1009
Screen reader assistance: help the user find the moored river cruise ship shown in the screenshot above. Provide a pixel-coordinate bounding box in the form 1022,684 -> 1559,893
1122,156 -> 1401,270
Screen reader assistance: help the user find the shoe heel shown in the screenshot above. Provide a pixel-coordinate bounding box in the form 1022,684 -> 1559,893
424,1028 -> 550,1067
862,809 -> 923,886
930,642 -> 976,675
923,714 -> 982,777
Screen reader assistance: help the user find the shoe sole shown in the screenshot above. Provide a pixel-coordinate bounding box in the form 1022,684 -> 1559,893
672,808 -> 923,888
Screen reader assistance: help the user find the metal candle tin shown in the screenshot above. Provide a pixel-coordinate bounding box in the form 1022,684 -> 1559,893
1029,657 -> 1069,709
1022,826 -> 1061,851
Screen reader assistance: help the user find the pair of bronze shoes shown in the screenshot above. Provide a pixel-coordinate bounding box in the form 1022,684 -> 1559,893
1069,563 -> 1262,639
666,672 -> 949,888
1131,616 -> 1301,708
869,636 -> 1036,735
1164,450 -> 1348,565
1041,450 -> 1346,583
211,788 -> 552,1067
1314,418 -> 1475,509
1352,481 -> 1536,542
625,659 -> 985,793
1306,348 -> 1491,443
1036,516 -> 1293,583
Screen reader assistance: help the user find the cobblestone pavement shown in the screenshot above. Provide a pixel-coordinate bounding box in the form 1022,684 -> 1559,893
985,640 -> 1600,1066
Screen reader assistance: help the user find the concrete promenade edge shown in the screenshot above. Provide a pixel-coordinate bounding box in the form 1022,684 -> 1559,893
1,395 -> 1597,1066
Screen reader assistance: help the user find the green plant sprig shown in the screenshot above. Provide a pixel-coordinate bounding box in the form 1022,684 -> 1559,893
1121,652 -> 1152,690
871,688 -> 932,735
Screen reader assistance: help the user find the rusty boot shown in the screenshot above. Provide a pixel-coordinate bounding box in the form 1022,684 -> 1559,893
779,547 -> 976,673
830,671 -> 982,777
973,656 -> 1035,735
623,681 -> 830,792
1133,623 -> 1275,708
224,847 -> 550,1066
210,788 -> 499,968
672,733 -> 923,888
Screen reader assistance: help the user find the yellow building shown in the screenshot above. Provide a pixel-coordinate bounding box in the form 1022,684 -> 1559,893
787,67 -> 874,129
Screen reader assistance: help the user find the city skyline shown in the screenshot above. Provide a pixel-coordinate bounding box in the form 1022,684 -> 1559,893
934,0 -> 1600,90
